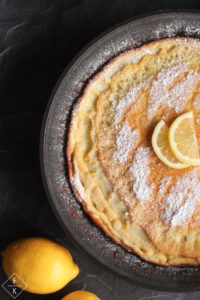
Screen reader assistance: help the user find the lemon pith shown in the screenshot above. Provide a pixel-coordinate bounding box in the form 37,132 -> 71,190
169,111 -> 200,165
152,120 -> 190,169
2,237 -> 79,294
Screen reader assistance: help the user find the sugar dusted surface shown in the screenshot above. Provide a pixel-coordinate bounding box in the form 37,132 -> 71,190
148,64 -> 200,119
132,47 -> 160,64
110,59 -> 200,227
114,80 -> 148,124
162,169 -> 200,227
130,147 -> 153,202
114,121 -> 139,164
157,176 -> 172,199
111,58 -> 200,228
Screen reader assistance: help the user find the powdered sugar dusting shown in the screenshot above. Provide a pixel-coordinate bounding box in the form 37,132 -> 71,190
114,122 -> 139,163
162,169 -> 200,227
104,64 -> 120,81
157,177 -> 172,199
132,47 -> 160,64
115,79 -> 149,124
154,23 -> 200,40
71,163 -> 85,201
130,147 -> 153,202
148,64 -> 200,119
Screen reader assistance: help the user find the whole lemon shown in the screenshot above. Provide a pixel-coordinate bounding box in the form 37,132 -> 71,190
61,290 -> 101,300
2,237 -> 79,294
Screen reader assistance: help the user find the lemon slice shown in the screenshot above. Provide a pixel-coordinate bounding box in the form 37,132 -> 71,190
169,111 -> 200,165
152,120 -> 189,169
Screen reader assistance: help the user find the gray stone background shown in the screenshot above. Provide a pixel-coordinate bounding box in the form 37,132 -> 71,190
1,0 -> 200,299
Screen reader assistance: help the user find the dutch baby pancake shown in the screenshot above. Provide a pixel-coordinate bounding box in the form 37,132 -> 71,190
67,38 -> 200,266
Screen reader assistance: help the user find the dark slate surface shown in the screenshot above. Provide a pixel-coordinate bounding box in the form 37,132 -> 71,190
1,1 -> 200,299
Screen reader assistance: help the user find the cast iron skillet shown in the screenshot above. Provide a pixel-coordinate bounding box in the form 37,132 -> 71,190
41,11 -> 200,292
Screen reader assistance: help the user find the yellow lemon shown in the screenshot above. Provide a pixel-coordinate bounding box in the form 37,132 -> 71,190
2,237 -> 79,294
169,111 -> 200,165
61,290 -> 101,300
152,119 -> 189,169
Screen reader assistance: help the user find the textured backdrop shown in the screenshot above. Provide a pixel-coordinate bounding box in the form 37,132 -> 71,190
1,1 -> 200,299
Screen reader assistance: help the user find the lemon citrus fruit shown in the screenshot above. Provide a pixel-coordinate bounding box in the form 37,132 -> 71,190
152,119 -> 189,169
2,237 -> 79,294
169,111 -> 200,165
61,290 -> 101,300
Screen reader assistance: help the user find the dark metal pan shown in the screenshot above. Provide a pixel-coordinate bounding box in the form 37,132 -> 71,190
40,11 -> 200,292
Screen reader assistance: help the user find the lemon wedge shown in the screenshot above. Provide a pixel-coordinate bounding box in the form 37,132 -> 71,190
169,111 -> 200,165
152,119 -> 189,169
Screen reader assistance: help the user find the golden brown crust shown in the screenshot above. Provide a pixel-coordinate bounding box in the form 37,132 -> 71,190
67,37 -> 200,266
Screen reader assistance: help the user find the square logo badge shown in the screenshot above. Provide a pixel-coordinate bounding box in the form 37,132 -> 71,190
2,273 -> 27,299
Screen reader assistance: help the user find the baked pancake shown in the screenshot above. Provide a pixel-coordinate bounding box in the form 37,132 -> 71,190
67,37 -> 200,266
